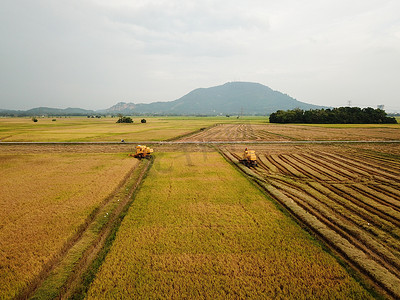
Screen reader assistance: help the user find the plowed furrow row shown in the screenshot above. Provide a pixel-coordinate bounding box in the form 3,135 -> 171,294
292,154 -> 349,182
235,125 -> 245,139
373,184 -> 400,202
308,182 -> 400,248
224,126 -> 234,141
257,155 -> 279,174
311,152 -> 373,178
351,184 -> 400,212
331,184 -> 400,228
214,127 -> 225,139
259,181 -> 400,298
343,153 -> 400,176
266,155 -> 292,174
318,152 -> 400,183
187,131 -> 209,141
221,149 -> 400,298
299,153 -> 358,181
311,152 -> 396,185
230,125 -> 241,140
256,131 -> 273,140
230,152 -> 242,161
233,126 -> 242,139
357,153 -> 400,170
269,176 -> 400,250
249,126 -> 259,140
269,155 -> 307,178
254,156 -> 273,175
278,155 -> 323,180
263,155 -> 283,174
362,157 -> 400,173
267,178 -> 400,276
285,154 -> 340,181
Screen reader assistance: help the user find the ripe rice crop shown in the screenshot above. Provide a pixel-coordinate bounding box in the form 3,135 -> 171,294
0,116 -> 264,142
86,152 -> 371,299
0,152 -> 138,298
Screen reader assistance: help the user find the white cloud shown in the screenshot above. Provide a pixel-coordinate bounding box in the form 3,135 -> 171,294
0,0 -> 399,111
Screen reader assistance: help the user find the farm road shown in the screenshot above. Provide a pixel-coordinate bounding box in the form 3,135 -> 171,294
1,140 -> 400,145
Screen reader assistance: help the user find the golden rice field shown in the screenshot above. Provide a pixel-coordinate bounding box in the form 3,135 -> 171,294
2,117 -> 398,143
224,143 -> 400,298
0,151 -> 138,299
0,116 -> 264,142
1,117 -> 399,299
86,152 -> 372,299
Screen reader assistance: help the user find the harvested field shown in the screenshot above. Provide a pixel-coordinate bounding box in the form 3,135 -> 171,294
0,116 -> 265,143
0,151 -> 138,299
86,152 -> 371,299
178,124 -> 291,141
223,144 -> 400,298
349,143 -> 400,157
263,124 -> 400,141
179,123 -> 400,142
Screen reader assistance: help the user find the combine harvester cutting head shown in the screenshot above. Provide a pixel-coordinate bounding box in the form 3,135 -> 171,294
240,148 -> 257,167
129,145 -> 153,159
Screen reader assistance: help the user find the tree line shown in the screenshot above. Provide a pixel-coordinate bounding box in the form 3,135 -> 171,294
269,107 -> 397,124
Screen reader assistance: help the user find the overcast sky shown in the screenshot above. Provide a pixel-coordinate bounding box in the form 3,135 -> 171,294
1,0 -> 399,112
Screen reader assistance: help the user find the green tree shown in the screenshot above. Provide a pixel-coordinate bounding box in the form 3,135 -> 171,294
116,116 -> 133,123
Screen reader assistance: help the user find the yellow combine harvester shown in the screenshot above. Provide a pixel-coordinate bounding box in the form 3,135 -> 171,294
129,145 -> 153,159
240,148 -> 257,167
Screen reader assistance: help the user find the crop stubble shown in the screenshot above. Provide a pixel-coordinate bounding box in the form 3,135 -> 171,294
179,123 -> 400,141
224,143 -> 400,297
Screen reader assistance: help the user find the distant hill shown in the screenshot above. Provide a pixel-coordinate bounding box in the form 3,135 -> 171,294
0,107 -> 95,117
0,82 -> 326,116
103,82 -> 325,115
26,107 -> 95,115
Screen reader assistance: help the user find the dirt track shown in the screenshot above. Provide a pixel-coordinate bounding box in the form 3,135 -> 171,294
17,159 -> 152,299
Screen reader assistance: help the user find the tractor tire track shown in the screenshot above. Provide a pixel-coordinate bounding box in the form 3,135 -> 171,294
18,158 -> 153,300
316,151 -> 400,183
299,152 -> 360,181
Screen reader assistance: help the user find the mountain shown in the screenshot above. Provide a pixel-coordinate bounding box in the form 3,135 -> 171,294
0,107 -> 95,116
103,82 -> 325,115
26,107 -> 95,115
0,82 -> 326,116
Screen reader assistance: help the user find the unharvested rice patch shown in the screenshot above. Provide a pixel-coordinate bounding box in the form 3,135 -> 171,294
87,152 -> 371,299
0,152 -> 138,299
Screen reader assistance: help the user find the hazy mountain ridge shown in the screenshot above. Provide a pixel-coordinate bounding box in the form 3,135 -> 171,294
0,107 -> 95,116
103,82 -> 326,115
1,82 -> 325,116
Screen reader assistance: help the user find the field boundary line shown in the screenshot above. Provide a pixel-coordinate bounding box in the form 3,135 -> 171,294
1,140 -> 400,145
60,157 -> 153,299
